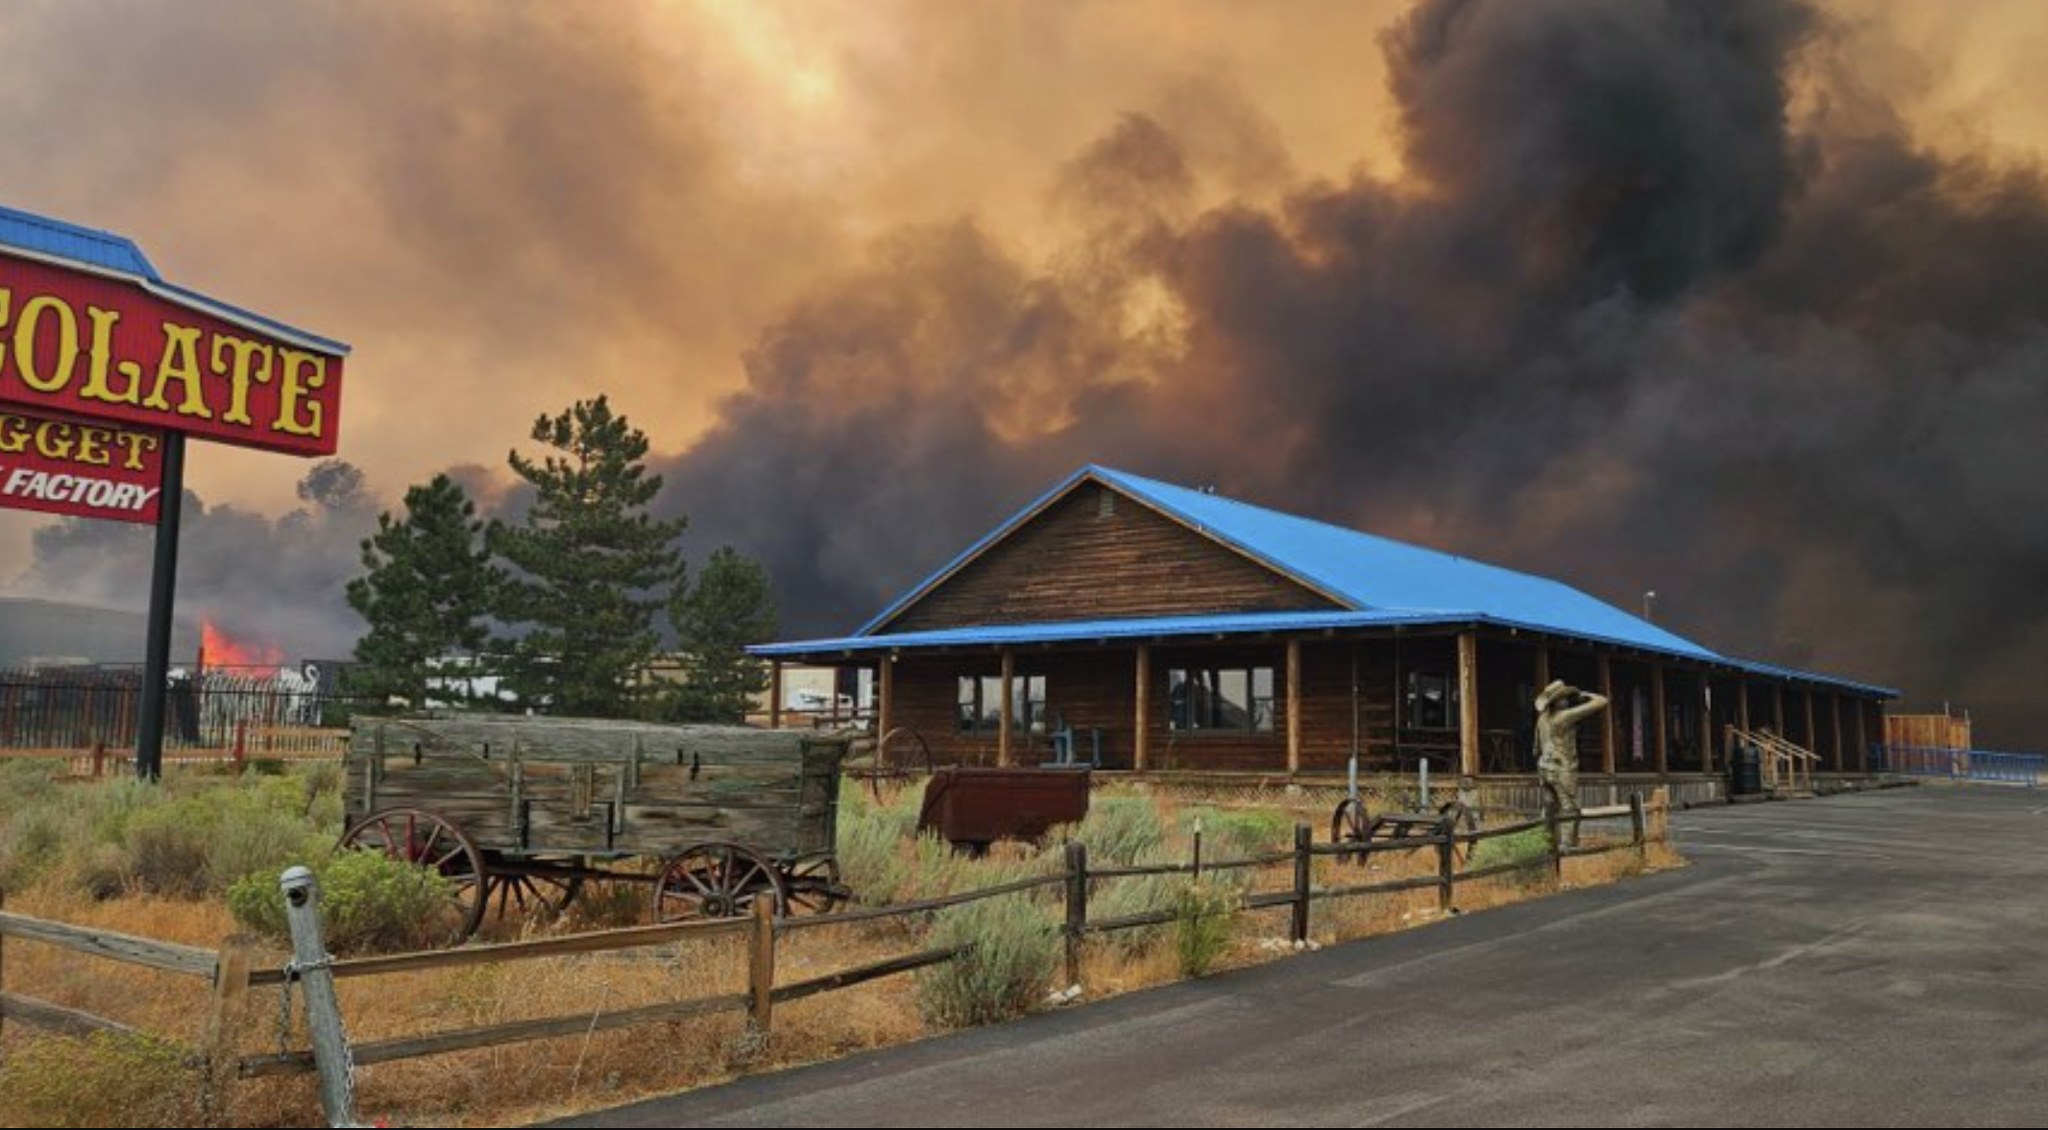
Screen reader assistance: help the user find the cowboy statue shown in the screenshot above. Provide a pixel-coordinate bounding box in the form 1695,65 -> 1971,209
1534,680 -> 1609,847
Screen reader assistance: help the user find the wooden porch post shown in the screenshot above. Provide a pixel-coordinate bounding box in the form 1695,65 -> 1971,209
1700,672 -> 1716,775
1285,639 -> 1303,776
768,660 -> 784,729
1457,632 -> 1480,777
1830,693 -> 1845,772
1534,643 -> 1551,693
1804,690 -> 1818,761
877,656 -> 895,739
1854,698 -> 1870,772
1772,684 -> 1786,735
1133,645 -> 1151,772
1598,654 -> 1617,776
1651,663 -> 1670,776
998,648 -> 1016,767
1737,677 -> 1751,732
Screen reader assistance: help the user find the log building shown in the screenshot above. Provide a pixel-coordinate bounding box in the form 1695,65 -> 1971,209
752,466 -> 1896,802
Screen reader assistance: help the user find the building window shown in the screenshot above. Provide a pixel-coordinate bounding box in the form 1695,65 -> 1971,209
1168,666 -> 1275,734
957,675 -> 1049,735
1406,671 -> 1457,731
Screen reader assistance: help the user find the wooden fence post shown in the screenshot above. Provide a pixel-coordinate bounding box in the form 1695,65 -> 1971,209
1190,818 -> 1204,883
1,886 -> 8,1059
1436,818 -> 1456,914
92,742 -> 106,780
1291,824 -> 1313,944
1545,800 -> 1564,885
747,897 -> 776,1039
1064,841 -> 1088,990
1629,792 -> 1648,865
232,721 -> 247,774
202,934 -> 255,1126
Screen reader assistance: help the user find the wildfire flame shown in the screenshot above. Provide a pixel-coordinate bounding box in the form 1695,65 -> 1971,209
200,619 -> 285,670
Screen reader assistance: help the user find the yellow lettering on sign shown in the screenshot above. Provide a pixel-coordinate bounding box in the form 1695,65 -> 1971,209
31,419 -> 74,461
112,429 -> 159,472
142,324 -> 214,420
209,335 -> 274,427
273,348 -> 327,438
14,295 -> 80,394
79,304 -> 142,406
0,413 -> 24,454
0,289 -> 11,383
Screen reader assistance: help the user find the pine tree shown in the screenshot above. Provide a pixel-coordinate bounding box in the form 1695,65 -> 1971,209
667,546 -> 780,723
489,396 -> 686,716
345,474 -> 498,707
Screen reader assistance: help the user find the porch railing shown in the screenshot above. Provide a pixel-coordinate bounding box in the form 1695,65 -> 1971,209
1872,744 -> 2044,788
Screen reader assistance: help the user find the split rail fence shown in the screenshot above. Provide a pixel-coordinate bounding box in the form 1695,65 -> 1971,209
0,791 -> 1665,1125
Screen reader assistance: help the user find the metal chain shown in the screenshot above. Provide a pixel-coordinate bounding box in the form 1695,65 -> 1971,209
276,961 -> 298,1055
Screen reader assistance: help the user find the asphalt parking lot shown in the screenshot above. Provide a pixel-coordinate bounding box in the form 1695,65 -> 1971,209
557,786 -> 2048,1127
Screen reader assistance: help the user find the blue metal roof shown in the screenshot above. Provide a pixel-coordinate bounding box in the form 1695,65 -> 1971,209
0,204 -> 160,280
769,465 -> 1896,697
0,203 -> 349,356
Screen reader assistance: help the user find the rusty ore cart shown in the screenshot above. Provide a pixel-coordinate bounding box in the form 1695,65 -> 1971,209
343,715 -> 851,942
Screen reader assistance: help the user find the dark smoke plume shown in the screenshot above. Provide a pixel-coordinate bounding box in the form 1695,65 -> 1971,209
665,0 -> 2048,744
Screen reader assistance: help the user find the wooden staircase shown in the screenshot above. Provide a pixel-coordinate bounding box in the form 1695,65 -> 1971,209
1728,727 -> 1821,798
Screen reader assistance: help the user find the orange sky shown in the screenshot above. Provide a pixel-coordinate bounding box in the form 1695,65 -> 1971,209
0,0 -> 2032,546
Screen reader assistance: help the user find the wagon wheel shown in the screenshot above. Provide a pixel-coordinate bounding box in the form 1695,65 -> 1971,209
781,853 -> 847,916
652,842 -> 788,922
1330,797 -> 1371,866
338,807 -> 488,943
860,727 -> 934,803
483,868 -> 584,921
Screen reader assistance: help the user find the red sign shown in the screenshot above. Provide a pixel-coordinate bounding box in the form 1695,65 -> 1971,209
0,251 -> 344,456
0,405 -> 166,524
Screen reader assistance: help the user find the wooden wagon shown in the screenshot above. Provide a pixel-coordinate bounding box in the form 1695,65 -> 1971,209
343,715 -> 851,942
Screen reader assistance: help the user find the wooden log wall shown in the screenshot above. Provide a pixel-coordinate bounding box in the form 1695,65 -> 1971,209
882,484 -> 1340,633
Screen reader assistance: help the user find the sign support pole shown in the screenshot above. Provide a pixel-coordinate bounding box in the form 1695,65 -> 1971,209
135,432 -> 186,782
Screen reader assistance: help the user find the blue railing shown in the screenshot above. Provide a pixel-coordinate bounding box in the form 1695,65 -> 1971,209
1871,744 -> 2046,787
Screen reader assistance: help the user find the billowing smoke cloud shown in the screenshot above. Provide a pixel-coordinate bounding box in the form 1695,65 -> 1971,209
665,0 -> 2048,743
5,0 -> 2047,744
17,462 -> 378,658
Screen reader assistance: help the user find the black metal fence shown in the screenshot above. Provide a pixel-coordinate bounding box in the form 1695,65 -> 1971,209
0,665 -> 375,759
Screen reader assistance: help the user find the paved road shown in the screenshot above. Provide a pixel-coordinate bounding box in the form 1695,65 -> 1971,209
557,787 -> 2048,1127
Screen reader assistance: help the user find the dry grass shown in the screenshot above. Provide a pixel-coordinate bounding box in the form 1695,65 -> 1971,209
0,775 -> 1683,1128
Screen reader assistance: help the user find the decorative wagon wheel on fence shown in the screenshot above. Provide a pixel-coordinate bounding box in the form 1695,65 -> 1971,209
780,851 -> 848,916
338,807 -> 490,943
1330,796 -> 1372,866
852,727 -> 935,803
652,842 -> 789,921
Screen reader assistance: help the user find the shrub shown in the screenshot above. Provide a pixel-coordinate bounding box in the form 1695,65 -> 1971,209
1088,871 -> 1176,955
1071,797 -> 1166,868
916,894 -> 1061,1027
1172,881 -> 1238,977
227,848 -> 456,953
0,1031 -> 200,1128
1469,826 -> 1556,888
1187,808 -> 1294,862
835,783 -> 922,902
122,801 -> 215,898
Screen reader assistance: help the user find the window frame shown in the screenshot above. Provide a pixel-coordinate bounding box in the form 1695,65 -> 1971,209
1166,664 -> 1277,736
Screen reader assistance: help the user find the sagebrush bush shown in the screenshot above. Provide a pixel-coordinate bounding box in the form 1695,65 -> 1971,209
1088,872 -> 1177,955
1173,881 -> 1237,977
1071,797 -> 1166,867
227,848 -> 456,953
916,893 -> 1061,1027
0,1031 -> 200,1128
835,783 -> 923,902
1469,826 -> 1556,888
1185,807 -> 1294,862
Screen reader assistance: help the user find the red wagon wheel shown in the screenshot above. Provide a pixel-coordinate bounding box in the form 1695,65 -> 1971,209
652,842 -> 788,922
338,807 -> 489,943
781,853 -> 846,916
483,868 -> 583,921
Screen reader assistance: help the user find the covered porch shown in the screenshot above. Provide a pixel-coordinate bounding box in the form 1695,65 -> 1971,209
759,615 -> 1889,791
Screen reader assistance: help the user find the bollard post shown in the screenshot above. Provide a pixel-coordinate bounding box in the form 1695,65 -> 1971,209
279,867 -> 364,1128
1190,817 -> 1204,883
1063,841 -> 1089,990
1290,824 -> 1313,945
